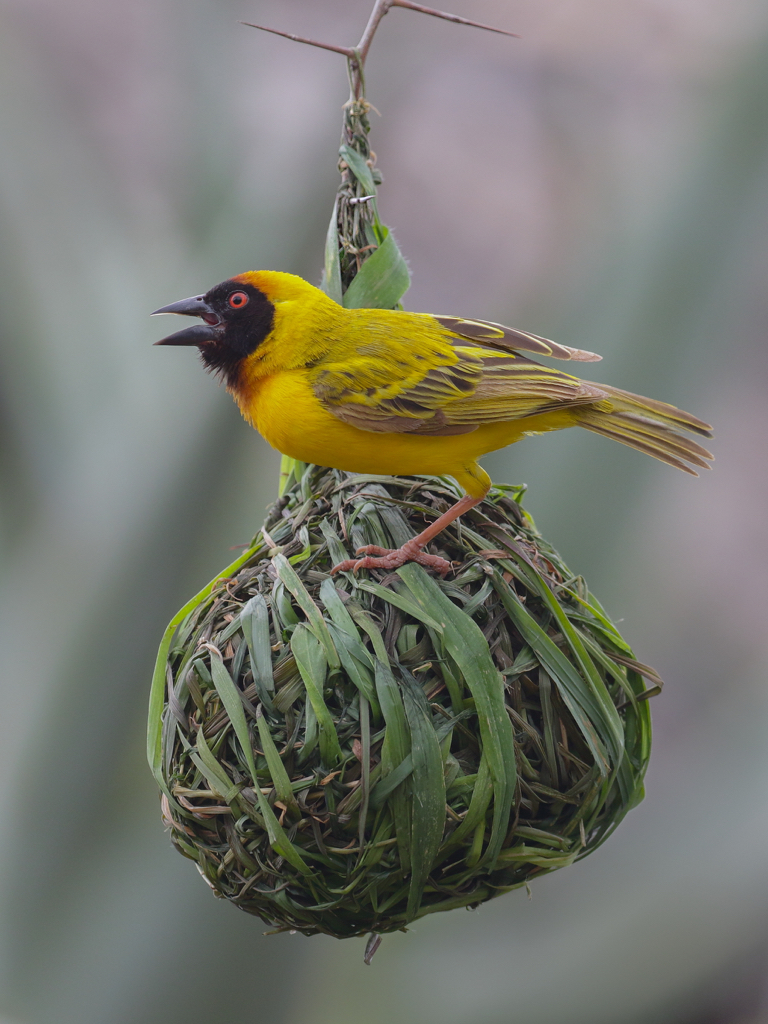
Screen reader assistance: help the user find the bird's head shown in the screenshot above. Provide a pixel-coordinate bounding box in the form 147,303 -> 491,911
152,273 -> 278,385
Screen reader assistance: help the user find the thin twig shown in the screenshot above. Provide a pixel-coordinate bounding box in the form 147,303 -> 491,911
240,23 -> 354,58
391,0 -> 519,39
357,0 -> 394,62
243,0 -> 517,100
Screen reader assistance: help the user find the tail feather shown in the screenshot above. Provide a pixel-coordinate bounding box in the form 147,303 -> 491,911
577,386 -> 714,476
602,386 -> 713,437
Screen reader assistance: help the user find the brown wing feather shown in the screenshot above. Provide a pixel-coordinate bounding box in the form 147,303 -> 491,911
433,316 -> 602,362
314,339 -> 609,435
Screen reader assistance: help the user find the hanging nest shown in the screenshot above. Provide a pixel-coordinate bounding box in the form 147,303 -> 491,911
149,463 -> 660,939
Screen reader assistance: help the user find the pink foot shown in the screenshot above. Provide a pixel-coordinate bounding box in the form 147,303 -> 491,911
330,541 -> 453,576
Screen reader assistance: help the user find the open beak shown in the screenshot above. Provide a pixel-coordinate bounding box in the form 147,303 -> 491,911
151,294 -> 219,346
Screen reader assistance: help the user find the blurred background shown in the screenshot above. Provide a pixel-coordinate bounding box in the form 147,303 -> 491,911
0,0 -> 766,1021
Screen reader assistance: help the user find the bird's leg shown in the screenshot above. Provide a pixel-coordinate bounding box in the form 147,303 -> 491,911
331,493 -> 483,575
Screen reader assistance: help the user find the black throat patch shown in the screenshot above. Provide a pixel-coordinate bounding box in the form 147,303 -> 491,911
198,280 -> 275,387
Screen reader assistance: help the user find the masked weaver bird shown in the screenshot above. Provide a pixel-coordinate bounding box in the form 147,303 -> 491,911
153,271 -> 713,574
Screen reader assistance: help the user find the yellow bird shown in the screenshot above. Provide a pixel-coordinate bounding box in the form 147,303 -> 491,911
153,271 -> 713,574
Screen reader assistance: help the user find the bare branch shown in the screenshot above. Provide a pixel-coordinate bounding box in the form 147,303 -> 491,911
357,0 -> 396,61
243,0 -> 517,99
240,23 -> 355,59
390,1 -> 519,38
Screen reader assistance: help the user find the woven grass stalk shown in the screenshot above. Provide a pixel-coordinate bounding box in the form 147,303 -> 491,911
149,464 -> 658,938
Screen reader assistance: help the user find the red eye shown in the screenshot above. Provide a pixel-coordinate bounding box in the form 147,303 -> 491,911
228,290 -> 249,309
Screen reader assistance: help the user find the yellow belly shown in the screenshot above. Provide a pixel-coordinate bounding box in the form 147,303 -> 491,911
237,370 -> 574,496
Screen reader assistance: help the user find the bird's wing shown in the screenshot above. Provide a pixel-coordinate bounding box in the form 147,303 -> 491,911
432,316 -> 602,362
312,331 -> 609,436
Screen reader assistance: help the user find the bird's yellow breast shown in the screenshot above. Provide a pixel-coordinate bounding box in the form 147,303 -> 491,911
235,366 -> 573,494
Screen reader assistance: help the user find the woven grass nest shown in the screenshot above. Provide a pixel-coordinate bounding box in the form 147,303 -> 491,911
150,463 -> 659,940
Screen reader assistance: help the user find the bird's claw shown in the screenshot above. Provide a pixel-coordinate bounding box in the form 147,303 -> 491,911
330,542 -> 453,576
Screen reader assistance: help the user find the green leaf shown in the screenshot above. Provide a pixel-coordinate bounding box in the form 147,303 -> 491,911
338,144 -> 376,196
374,660 -> 412,872
326,621 -> 380,716
358,695 -> 371,850
354,578 -> 444,633
375,662 -> 410,772
397,564 -> 517,867
534,581 -> 625,766
491,575 -> 612,774
320,580 -> 377,675
206,646 -> 259,784
319,578 -> 361,640
439,751 -> 493,859
342,226 -> 411,310
401,675 -> 446,919
494,845 -> 578,870
204,646 -> 312,873
194,725 -> 311,876
273,554 -> 340,669
256,710 -> 297,810
428,628 -> 464,715
290,624 -> 343,767
320,197 -> 342,304
147,542 -> 262,801
347,602 -> 389,663
299,698 -> 318,764
319,519 -> 353,569
240,593 -> 275,696
351,481 -> 413,547
192,728 -> 242,804
563,590 -> 635,653
368,753 -> 414,810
